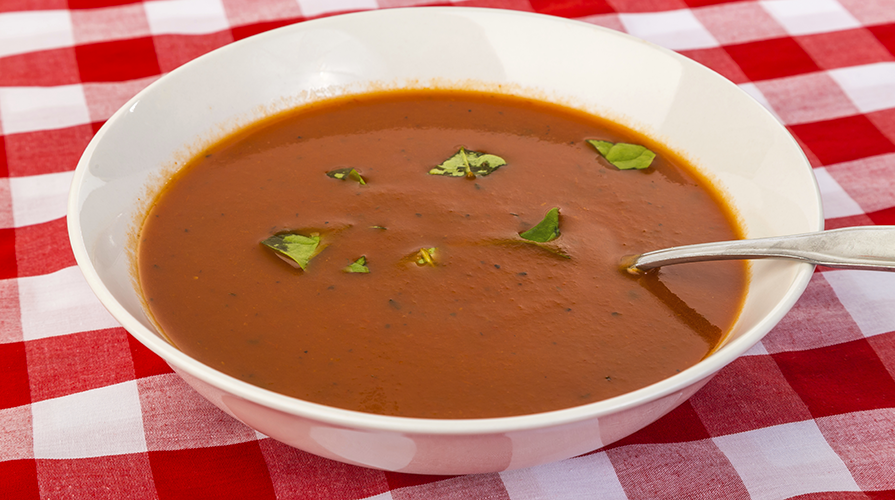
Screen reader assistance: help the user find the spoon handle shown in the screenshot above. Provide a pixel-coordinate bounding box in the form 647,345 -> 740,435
628,226 -> 895,273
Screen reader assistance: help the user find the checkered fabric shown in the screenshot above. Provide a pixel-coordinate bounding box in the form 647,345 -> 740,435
2,0 -> 895,498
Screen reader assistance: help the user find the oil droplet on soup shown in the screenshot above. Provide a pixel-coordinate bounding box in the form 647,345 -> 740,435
138,89 -> 747,419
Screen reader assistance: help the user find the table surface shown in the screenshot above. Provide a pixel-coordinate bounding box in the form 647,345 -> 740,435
3,0 -> 895,499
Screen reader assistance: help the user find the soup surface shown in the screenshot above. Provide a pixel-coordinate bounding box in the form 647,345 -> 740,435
138,89 -> 747,418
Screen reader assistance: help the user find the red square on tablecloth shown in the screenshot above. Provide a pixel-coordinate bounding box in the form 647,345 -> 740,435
681,0 -> 742,7
385,471 -> 456,491
68,0 -> 143,9
259,438 -> 390,500
153,32 -> 235,74
773,338 -> 895,418
75,37 -> 161,83
789,114 -> 895,166
605,0 -> 687,13
0,48 -> 80,87
0,341 -> 30,410
25,328 -> 134,402
231,18 -> 302,41
869,23 -> 895,56
453,0 -> 534,11
127,333 -> 174,379
797,28 -> 895,70
608,401 -> 710,447
15,218 -> 76,278
608,441 -> 749,499
724,36 -> 821,82
761,274 -> 866,353
36,454 -> 156,500
867,206 -> 895,225
688,355 -> 812,435
869,333 -> 895,390
0,227 -> 17,281
528,0 -> 613,17
867,108 -> 895,146
0,0 -> 65,12
149,443 -> 277,500
755,72 -> 859,125
0,137 -> 7,177
390,474 -> 509,500
375,0 -> 449,8
678,47 -> 748,84
0,459 -> 39,500
692,1 -> 787,45
3,125 -> 94,177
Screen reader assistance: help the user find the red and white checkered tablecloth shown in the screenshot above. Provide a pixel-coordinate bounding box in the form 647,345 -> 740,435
3,0 -> 895,498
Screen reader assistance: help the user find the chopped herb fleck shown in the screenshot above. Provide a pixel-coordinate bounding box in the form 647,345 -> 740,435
326,167 -> 366,185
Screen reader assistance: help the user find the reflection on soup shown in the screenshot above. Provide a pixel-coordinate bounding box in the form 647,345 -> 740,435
138,89 -> 747,419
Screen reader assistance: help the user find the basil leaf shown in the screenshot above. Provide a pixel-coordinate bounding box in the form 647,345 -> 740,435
261,232 -> 322,270
587,140 -> 655,170
416,247 -> 437,266
344,256 -> 370,273
519,208 -> 561,243
326,167 -> 366,185
428,147 -> 506,178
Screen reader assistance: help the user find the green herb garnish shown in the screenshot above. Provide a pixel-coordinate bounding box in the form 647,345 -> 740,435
344,256 -> 370,273
429,147 -> 506,178
261,232 -> 322,270
519,208 -> 561,243
587,140 -> 655,170
326,167 -> 366,185
416,247 -> 437,266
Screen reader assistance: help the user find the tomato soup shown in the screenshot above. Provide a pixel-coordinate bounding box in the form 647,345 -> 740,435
138,89 -> 747,419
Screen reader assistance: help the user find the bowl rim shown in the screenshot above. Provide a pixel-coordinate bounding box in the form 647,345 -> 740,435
67,6 -> 822,436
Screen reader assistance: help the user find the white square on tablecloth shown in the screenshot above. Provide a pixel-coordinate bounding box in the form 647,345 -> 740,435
618,10 -> 719,51
18,266 -> 122,342
0,405 -> 33,461
0,10 -> 74,59
9,171 -> 73,229
83,77 -> 159,124
813,167 -> 865,219
144,0 -> 230,35
825,270 -> 895,338
71,4 -> 153,45
0,85 -> 90,136
736,83 -> 783,123
829,62 -> 895,114
31,381 -> 147,459
296,0 -> 378,18
754,72 -> 860,126
501,452 -> 627,499
713,420 -> 860,499
759,0 -> 860,36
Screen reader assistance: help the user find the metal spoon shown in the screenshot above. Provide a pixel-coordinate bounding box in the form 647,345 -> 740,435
624,226 -> 895,274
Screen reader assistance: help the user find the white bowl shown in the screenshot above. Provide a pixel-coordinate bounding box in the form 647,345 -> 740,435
68,7 -> 821,474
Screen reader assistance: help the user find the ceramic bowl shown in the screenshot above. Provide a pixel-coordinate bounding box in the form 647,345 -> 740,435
68,7 -> 821,474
